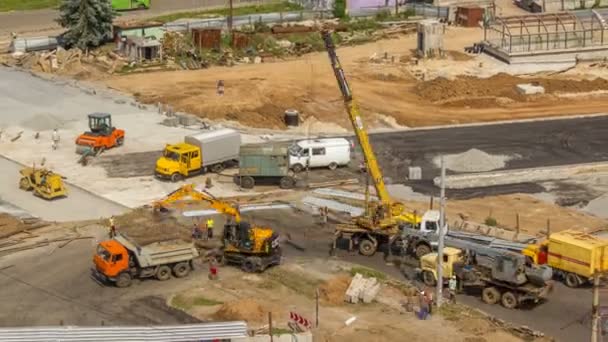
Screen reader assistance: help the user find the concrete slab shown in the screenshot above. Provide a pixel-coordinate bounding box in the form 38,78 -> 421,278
516,83 -> 545,95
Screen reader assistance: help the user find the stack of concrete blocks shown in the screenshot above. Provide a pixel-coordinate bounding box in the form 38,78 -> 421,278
417,19 -> 444,59
344,273 -> 382,304
408,166 -> 422,180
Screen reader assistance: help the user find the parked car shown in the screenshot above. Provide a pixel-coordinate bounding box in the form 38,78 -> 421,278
288,138 -> 351,172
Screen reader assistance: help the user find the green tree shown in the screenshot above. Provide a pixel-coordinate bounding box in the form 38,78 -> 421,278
333,0 -> 347,18
57,0 -> 115,50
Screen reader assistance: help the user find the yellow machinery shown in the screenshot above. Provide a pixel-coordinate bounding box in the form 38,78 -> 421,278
19,166 -> 67,200
522,230 -> 608,287
322,30 -> 439,257
154,184 -> 281,272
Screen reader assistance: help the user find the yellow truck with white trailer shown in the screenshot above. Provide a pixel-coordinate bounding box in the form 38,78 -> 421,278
522,230 -> 608,288
155,129 -> 241,182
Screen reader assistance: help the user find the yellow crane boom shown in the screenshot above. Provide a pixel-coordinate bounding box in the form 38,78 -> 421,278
321,30 -> 419,228
153,184 -> 241,222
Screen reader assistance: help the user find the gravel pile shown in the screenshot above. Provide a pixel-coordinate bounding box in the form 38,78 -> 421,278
434,148 -> 512,172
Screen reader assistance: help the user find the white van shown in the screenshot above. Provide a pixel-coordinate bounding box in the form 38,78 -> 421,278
288,138 -> 351,172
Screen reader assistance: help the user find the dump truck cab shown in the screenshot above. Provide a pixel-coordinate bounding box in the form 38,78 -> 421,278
93,239 -> 130,280
419,247 -> 463,286
156,143 -> 202,182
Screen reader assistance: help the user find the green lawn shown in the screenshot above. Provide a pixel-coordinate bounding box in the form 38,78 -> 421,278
151,1 -> 303,23
0,0 -> 60,12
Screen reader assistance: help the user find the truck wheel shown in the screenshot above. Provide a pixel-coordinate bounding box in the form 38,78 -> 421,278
565,272 -> 581,288
240,176 -> 255,189
358,239 -> 377,256
328,162 -> 338,170
482,287 -> 500,305
279,176 -> 295,189
115,272 -> 132,288
501,291 -> 518,309
241,258 -> 258,273
170,173 -> 183,183
173,262 -> 191,278
422,270 -> 437,287
415,244 -> 432,259
211,163 -> 225,173
19,177 -> 32,191
292,163 -> 304,173
156,265 -> 172,281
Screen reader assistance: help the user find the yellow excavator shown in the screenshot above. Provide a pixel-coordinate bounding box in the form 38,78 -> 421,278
153,184 -> 281,272
322,30 -> 440,257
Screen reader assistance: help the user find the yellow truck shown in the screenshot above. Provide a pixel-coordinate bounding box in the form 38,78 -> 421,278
522,230 -> 608,288
155,129 -> 241,182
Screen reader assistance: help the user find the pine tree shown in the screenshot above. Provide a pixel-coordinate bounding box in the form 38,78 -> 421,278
56,0 -> 115,50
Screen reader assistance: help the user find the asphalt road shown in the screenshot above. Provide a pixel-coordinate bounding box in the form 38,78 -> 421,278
0,0 -> 269,37
0,156 -> 127,221
365,115 -> 608,195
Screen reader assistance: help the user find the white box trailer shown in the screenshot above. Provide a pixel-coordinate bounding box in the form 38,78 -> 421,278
185,128 -> 241,167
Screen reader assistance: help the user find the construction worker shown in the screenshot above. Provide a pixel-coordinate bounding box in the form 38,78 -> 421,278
448,275 -> 458,303
206,218 -> 214,239
208,258 -> 218,280
108,216 -> 116,238
192,222 -> 203,240
51,129 -> 60,150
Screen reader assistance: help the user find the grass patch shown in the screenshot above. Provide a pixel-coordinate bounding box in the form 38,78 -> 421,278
350,266 -> 387,281
0,0 -> 60,11
151,1 -> 303,23
265,267 -> 322,298
171,294 -> 223,310
272,327 -> 294,335
438,303 -> 483,322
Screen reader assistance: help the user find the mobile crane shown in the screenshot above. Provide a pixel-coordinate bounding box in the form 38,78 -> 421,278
153,184 -> 282,272
322,30 -> 440,258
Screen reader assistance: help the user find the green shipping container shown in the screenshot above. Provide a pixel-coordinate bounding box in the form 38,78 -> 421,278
235,144 -> 295,189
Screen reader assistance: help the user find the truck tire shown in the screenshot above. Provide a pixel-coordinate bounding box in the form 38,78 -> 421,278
115,272 -> 132,288
173,262 -> 191,278
211,163 -> 225,173
156,265 -> 172,281
501,291 -> 518,309
482,287 -> 500,305
422,270 -> 437,287
240,176 -> 255,189
279,176 -> 295,189
328,162 -> 338,170
415,244 -> 432,259
358,239 -> 377,256
565,272 -> 581,288
170,173 -> 183,183
292,163 -> 304,173
241,257 -> 258,273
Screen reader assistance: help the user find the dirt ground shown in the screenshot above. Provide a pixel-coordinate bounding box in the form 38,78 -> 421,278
169,259 -> 535,342
104,27 -> 608,130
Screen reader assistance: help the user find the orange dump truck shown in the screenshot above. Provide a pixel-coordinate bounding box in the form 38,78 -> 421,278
523,230 -> 608,288
93,234 -> 199,288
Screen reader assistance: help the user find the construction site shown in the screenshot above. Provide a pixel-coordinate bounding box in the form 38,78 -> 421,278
1,0 -> 608,341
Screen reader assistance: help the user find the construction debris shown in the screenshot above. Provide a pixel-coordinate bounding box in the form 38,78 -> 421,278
344,273 -> 381,304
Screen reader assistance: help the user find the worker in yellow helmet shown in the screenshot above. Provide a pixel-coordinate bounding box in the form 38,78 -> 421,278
206,218 -> 214,239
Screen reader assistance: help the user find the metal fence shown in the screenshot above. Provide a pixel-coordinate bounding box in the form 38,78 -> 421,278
165,10 -> 333,32
404,3 -> 449,19
0,322 -> 248,342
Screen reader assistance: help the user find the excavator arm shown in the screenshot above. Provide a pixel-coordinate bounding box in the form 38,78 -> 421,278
153,184 -> 241,222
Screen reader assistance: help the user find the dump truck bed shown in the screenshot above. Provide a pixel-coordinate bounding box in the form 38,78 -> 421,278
115,234 -> 199,268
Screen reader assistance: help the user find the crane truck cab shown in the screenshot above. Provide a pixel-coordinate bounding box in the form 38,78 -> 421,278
419,247 -> 463,286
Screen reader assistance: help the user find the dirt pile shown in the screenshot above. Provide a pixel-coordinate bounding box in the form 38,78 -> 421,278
115,208 -> 190,245
213,298 -> 267,323
0,214 -> 25,239
436,148 -> 513,172
416,73 -> 608,103
318,274 -> 351,305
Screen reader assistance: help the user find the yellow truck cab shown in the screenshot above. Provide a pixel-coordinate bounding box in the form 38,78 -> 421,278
155,129 -> 241,182
419,247 -> 463,286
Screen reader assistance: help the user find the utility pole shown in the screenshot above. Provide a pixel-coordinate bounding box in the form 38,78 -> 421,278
436,155 -> 446,308
228,0 -> 234,45
591,272 -> 601,342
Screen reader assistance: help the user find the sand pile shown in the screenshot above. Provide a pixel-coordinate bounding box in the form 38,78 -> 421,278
435,148 -> 512,173
319,275 -> 351,305
20,113 -> 67,131
0,214 -> 25,239
115,208 -> 189,245
213,299 -> 267,323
